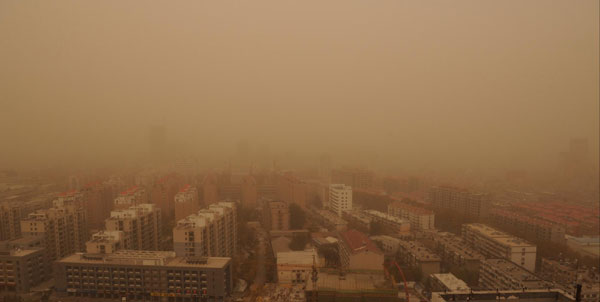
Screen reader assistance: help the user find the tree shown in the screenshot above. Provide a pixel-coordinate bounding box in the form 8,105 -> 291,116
289,203 -> 306,229
369,221 -> 386,236
289,233 -> 310,251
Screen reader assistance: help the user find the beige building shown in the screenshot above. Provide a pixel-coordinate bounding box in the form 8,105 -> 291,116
462,223 -> 537,272
540,258 -> 600,302
0,203 -> 21,241
479,259 -> 549,290
397,240 -> 441,280
105,204 -> 161,251
85,230 -> 125,254
21,205 -> 88,261
0,245 -> 47,293
430,273 -> 470,292
262,200 -> 290,231
430,231 -> 484,274
338,229 -> 384,271
388,201 -> 435,231
174,185 -> 200,221
276,249 -> 319,285
113,186 -> 148,210
54,250 -> 233,302
276,173 -> 308,208
428,186 -> 490,219
173,202 -> 237,258
329,184 -> 352,217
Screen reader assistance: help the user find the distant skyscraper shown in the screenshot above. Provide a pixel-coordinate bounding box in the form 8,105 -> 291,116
203,173 -> 219,205
241,175 -> 258,208
174,185 -> 199,221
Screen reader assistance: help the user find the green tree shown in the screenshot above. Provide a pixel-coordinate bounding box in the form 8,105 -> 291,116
289,203 -> 306,229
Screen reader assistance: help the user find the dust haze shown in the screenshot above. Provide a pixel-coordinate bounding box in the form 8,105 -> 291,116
1,0 -> 598,175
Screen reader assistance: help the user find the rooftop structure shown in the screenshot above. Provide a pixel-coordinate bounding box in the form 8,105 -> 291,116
479,259 -> 549,290
430,273 -> 470,292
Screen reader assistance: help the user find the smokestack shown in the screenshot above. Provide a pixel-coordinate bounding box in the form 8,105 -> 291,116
575,284 -> 582,302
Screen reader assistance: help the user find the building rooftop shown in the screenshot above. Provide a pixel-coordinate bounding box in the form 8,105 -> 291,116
484,259 -> 548,287
398,240 -> 440,261
465,224 -> 535,248
305,272 -> 391,292
340,229 -> 382,255
431,273 -> 470,291
57,250 -> 230,268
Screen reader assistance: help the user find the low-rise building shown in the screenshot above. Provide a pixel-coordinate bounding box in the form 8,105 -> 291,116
479,259 -> 549,290
540,258 -> 600,302
338,229 -> 384,271
431,289 -> 574,302
311,208 -> 348,231
462,223 -> 537,272
54,250 -> 233,301
388,201 -> 435,231
431,231 -> 484,273
276,249 -> 319,285
429,273 -> 470,292
363,210 -> 410,235
370,235 -> 401,255
397,240 -> 441,279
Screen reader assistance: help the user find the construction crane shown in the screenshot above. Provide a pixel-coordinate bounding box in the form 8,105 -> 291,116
384,260 -> 410,302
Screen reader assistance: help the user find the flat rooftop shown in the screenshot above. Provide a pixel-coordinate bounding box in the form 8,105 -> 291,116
57,250 -> 230,269
305,272 -> 391,292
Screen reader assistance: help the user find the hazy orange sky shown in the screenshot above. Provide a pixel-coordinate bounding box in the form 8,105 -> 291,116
1,0 -> 598,172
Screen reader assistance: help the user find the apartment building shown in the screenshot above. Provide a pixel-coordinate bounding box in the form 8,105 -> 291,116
105,204 -> 161,251
540,258 -> 600,302
331,168 -> 374,190
489,209 -> 566,244
430,231 -> 484,273
432,289 -> 574,302
329,184 -> 352,217
310,208 -> 348,231
338,229 -> 384,271
114,186 -> 148,210
0,203 -> 21,241
21,205 -> 88,261
0,245 -> 47,292
86,231 -> 125,254
173,202 -> 237,258
54,250 -> 233,302
363,210 -> 411,234
174,185 -> 200,221
81,181 -> 115,231
428,186 -> 490,218
370,235 -> 401,255
462,223 -> 537,272
429,273 -> 470,292
388,201 -> 435,231
276,173 -> 308,208
262,200 -> 290,231
397,240 -> 441,279
479,259 -> 548,290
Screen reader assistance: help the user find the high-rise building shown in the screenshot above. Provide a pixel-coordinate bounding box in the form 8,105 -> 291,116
54,251 -> 233,301
202,173 -> 219,205
329,184 -> 353,217
0,243 -> 47,292
241,175 -> 258,208
428,186 -> 490,219
105,204 -> 161,251
173,202 -> 237,258
331,168 -> 374,190
262,200 -> 290,231
150,174 -> 182,221
462,223 -> 537,272
276,173 -> 308,208
174,185 -> 199,221
81,181 -> 115,231
114,186 -> 148,210
0,203 -> 21,241
85,230 -> 125,254
21,205 -> 88,261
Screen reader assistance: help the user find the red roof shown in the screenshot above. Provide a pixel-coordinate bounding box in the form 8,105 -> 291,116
340,229 -> 382,255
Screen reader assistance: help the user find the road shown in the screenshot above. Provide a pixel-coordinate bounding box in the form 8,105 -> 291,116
246,226 -> 268,302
